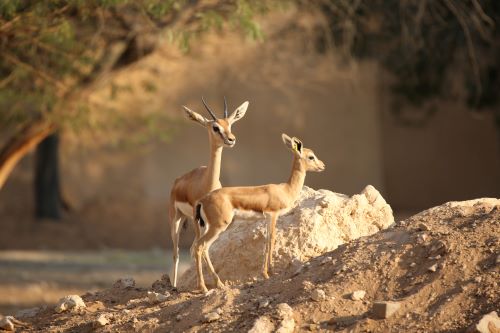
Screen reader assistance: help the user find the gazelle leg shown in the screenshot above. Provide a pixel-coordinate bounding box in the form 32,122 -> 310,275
268,213 -> 278,270
203,233 -> 225,288
194,239 -> 209,293
262,213 -> 271,279
170,208 -> 184,289
196,220 -> 227,292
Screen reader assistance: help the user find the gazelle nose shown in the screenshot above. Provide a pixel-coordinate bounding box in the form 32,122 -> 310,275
228,137 -> 235,143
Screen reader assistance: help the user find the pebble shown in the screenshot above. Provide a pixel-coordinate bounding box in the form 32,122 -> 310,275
176,314 -> 182,321
54,295 -> 86,313
351,290 -> 366,301
203,311 -> 220,323
248,316 -> 275,333
113,277 -> 136,289
428,263 -> 438,272
259,299 -> 270,309
371,301 -> 401,319
417,223 -> 430,231
147,291 -> 170,304
0,316 -> 14,331
95,314 -> 109,327
410,262 -> 416,267
311,289 -> 326,302
472,311 -> 500,333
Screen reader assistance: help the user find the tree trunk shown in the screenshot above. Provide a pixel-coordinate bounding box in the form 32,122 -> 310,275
0,120 -> 56,191
34,133 -> 62,220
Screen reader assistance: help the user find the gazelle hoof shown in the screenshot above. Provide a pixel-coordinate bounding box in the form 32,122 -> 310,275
216,280 -> 225,289
263,272 -> 270,279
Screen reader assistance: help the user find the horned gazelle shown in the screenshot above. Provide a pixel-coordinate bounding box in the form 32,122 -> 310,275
193,134 -> 325,292
169,97 -> 249,288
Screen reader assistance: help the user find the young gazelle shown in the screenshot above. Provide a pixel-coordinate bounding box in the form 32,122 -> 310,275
193,134 -> 325,292
169,97 -> 249,288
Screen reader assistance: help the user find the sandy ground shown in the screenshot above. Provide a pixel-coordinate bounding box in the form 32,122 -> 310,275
0,250 -> 190,315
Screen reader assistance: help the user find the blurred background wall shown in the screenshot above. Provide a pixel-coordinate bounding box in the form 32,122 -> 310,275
1,10 -> 498,250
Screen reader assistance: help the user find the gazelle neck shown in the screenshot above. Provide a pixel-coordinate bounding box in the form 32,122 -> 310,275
205,135 -> 223,191
287,155 -> 306,199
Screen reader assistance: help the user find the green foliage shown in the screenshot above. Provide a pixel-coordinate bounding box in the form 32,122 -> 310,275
0,0 -> 282,146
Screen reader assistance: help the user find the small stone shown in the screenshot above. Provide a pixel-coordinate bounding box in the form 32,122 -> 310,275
176,314 -> 182,322
259,299 -> 270,309
0,316 -> 14,331
311,289 -> 326,302
417,223 -> 430,231
113,277 -> 136,289
469,311 -> 500,333
496,254 -> 500,265
320,257 -> 331,265
54,295 -> 86,313
147,291 -> 169,304
428,264 -> 438,272
474,276 -> 482,283
216,308 -> 223,315
248,316 -> 275,333
372,301 -> 401,319
410,262 -> 416,267
203,311 -> 220,323
276,303 -> 294,319
417,234 -> 428,243
351,290 -> 366,301
95,314 -> 109,327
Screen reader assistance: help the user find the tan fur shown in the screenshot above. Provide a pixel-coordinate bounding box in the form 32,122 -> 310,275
193,134 -> 325,292
169,100 -> 248,288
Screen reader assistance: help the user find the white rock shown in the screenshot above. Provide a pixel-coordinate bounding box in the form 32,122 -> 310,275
179,186 -> 393,287
276,303 -> 294,320
258,299 -> 270,309
0,316 -> 14,331
311,289 -> 326,302
471,311 -> 500,333
351,290 -> 366,301
203,311 -> 220,322
113,277 -> 136,288
428,264 -> 438,272
147,291 -> 169,304
54,295 -> 86,313
95,314 -> 109,327
248,316 -> 275,333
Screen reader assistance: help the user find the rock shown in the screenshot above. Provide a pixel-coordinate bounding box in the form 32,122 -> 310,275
113,277 -> 136,288
275,303 -> 295,333
0,316 -> 14,331
468,311 -> 500,333
203,311 -> 220,323
15,307 -> 39,319
428,264 -> 438,272
176,314 -> 182,322
371,301 -> 401,319
179,186 -> 393,287
258,299 -> 270,309
410,262 -> 416,267
248,316 -> 275,333
311,289 -> 326,302
416,223 -> 430,231
151,274 -> 172,292
95,314 -> 109,327
351,290 -> 366,301
147,291 -> 170,304
54,295 -> 86,313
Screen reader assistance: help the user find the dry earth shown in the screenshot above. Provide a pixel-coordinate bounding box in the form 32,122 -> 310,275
2,198 -> 499,332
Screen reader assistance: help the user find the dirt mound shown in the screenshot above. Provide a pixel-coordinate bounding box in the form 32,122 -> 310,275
8,198 -> 500,332
180,185 -> 394,288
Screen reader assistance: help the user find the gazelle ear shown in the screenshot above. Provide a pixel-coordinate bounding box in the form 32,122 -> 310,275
182,106 -> 208,127
292,137 -> 303,156
282,133 -> 294,149
228,101 -> 249,124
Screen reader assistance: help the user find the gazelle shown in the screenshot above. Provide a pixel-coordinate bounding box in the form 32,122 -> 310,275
193,134 -> 325,292
169,97 -> 249,288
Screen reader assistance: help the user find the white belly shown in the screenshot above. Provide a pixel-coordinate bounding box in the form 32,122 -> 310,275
233,209 -> 266,221
175,201 -> 194,219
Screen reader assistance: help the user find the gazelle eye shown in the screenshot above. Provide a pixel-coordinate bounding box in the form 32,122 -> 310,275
308,156 -> 315,160
212,125 -> 219,132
